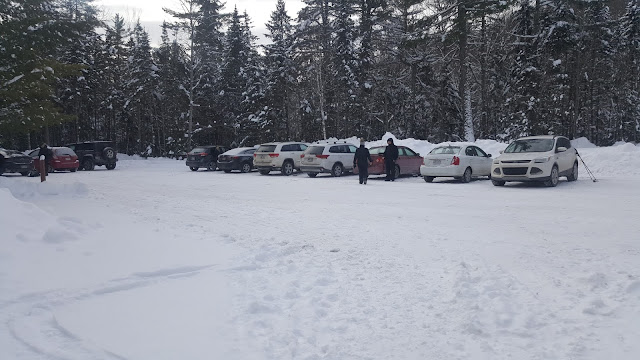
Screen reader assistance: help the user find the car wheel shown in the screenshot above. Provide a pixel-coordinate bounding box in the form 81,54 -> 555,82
20,171 -> 29,176
83,158 -> 95,171
47,164 -> 55,174
70,168 -> 77,172
492,179 -> 505,186
281,161 -> 294,176
461,167 -> 472,183
207,161 -> 216,171
423,176 -> 434,183
103,147 -> 116,160
106,163 -> 116,170
259,170 -> 270,175
394,164 -> 400,179
544,165 -> 559,187
307,173 -> 318,178
567,161 -> 578,182
190,167 -> 198,171
224,169 -> 232,173
241,162 -> 252,173
331,163 -> 344,177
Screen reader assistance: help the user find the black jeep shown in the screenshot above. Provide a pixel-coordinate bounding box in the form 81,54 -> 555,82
67,141 -> 118,170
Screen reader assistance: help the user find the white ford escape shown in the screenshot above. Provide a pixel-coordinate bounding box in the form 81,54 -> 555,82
253,142 -> 309,175
491,135 -> 578,187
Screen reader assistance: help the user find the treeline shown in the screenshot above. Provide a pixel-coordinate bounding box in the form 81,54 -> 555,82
1,0 -> 639,155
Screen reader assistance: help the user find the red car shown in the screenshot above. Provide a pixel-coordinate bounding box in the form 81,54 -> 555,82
355,145 -> 423,178
28,147 -> 79,174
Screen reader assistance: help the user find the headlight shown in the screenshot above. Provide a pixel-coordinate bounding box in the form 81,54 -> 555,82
534,157 -> 551,163
492,159 -> 499,164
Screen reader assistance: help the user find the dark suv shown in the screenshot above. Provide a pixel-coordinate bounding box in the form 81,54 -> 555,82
67,141 -> 118,170
186,145 -> 227,171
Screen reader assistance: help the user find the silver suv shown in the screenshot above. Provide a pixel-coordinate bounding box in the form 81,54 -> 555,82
491,135 -> 578,187
253,142 -> 309,175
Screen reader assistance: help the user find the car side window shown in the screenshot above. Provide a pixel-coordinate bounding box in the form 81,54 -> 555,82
348,145 -> 357,153
404,148 -> 416,156
299,144 -> 307,151
475,147 -> 488,157
397,148 -> 406,156
329,146 -> 341,153
281,144 -> 292,151
243,149 -> 255,154
465,147 -> 476,156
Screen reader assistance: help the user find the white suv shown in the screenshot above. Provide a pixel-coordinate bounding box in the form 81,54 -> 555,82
253,142 -> 309,175
300,142 -> 358,177
491,135 -> 578,187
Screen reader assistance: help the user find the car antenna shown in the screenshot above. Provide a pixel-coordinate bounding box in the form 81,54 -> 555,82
575,150 -> 598,182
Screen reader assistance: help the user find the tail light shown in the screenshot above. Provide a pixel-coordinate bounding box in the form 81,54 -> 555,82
269,153 -> 279,158
316,155 -> 329,159
451,156 -> 460,165
376,157 -> 383,163
232,156 -> 239,159
199,153 -> 207,157
300,154 -> 305,158
253,153 -> 257,158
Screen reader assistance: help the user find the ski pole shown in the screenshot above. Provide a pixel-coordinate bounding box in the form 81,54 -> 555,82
575,150 -> 597,182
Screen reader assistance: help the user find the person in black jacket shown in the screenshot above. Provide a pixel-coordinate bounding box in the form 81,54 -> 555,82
38,143 -> 54,175
383,138 -> 399,181
353,138 -> 372,185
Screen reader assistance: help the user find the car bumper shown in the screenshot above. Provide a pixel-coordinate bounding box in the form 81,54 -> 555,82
491,162 -> 553,182
217,161 -> 239,171
1,162 -> 33,173
185,160 -> 210,167
300,165 -> 330,173
420,165 -> 464,177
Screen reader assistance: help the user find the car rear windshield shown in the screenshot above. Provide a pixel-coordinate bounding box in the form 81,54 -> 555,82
55,148 -> 76,156
429,146 -> 461,155
369,147 -> 385,155
256,145 -> 277,153
505,139 -> 554,153
305,146 -> 325,155
189,147 -> 208,154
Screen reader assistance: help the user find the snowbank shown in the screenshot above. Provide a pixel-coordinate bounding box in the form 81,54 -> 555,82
0,177 -> 88,199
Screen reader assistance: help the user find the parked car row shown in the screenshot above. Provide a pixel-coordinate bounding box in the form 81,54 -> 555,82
0,141 -> 118,176
185,135 -> 579,188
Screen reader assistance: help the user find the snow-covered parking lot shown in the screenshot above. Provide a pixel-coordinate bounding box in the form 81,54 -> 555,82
1,138 -> 640,360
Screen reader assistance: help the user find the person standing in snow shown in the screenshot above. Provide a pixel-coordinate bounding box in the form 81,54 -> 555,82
38,143 -> 53,173
353,138 -> 372,185
383,138 -> 399,181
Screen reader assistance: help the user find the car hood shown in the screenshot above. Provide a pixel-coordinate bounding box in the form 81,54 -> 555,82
497,152 -> 552,161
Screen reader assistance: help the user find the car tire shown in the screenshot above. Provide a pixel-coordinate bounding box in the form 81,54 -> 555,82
461,167 -> 472,183
331,163 -> 344,177
20,171 -> 29,176
241,162 -> 252,173
492,179 -> 505,186
307,173 -> 318,178
47,164 -> 55,174
106,163 -> 116,170
190,167 -> 198,171
207,161 -> 216,171
70,168 -> 77,172
424,176 -> 434,183
259,170 -> 270,175
394,164 -> 400,179
567,161 -> 578,182
224,169 -> 232,173
83,158 -> 95,171
544,165 -> 560,187
281,161 -> 294,176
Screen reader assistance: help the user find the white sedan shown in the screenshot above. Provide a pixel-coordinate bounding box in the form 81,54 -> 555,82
420,144 -> 493,183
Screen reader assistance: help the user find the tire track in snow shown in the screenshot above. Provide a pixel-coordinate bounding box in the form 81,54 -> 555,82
2,264 -> 216,360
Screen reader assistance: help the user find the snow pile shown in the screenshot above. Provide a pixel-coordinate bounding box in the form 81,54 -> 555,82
572,137 -> 598,148
0,177 -> 88,199
577,141 -> 640,177
362,132 -> 507,157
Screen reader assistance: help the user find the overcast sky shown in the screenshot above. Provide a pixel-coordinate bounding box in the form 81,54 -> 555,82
93,0 -> 304,46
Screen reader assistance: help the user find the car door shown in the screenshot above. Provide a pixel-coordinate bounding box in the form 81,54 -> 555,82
347,145 -> 357,171
555,137 -> 571,173
464,146 -> 478,172
402,147 -> 422,174
472,146 -> 492,176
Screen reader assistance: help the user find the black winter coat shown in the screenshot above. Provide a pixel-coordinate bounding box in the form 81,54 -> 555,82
38,147 -> 53,161
354,146 -> 372,167
383,144 -> 398,162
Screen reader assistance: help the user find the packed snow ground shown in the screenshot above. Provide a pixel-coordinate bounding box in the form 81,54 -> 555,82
1,136 -> 639,360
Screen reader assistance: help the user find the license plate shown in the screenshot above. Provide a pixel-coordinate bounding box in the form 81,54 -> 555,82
433,160 -> 441,165
306,158 -> 313,162
260,155 -> 267,159
65,157 -> 70,160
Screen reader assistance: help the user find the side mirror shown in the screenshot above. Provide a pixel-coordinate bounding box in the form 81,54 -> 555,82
487,154 -> 492,158
499,150 -> 504,154
416,153 -> 420,156
557,147 -> 567,153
